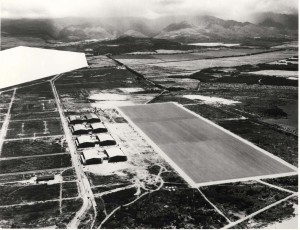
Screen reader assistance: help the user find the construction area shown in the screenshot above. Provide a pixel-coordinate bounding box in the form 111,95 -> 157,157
0,42 -> 298,229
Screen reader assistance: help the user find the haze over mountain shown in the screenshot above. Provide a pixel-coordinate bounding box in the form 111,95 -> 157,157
1,12 -> 298,44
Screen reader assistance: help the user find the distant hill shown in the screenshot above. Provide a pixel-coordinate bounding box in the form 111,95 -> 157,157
155,15 -> 296,42
1,13 -> 297,45
251,12 -> 298,30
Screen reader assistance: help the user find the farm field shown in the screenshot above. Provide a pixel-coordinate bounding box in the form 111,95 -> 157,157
119,103 -> 296,185
6,119 -> 63,139
115,50 -> 297,78
0,198 -> 83,228
11,100 -> 57,114
0,149 -> 72,174
1,137 -> 66,158
0,183 -> 60,205
87,55 -> 117,68
10,111 -> 60,120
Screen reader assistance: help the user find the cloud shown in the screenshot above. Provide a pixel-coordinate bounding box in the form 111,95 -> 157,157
1,0 -> 298,21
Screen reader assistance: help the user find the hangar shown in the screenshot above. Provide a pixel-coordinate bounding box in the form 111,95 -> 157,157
90,123 -> 107,133
71,124 -> 90,135
67,115 -> 85,125
105,148 -> 127,163
80,149 -> 107,165
75,135 -> 95,148
96,134 -> 116,146
85,113 -> 101,123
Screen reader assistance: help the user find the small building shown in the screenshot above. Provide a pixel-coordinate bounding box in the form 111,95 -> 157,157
71,124 -> 89,135
96,134 -> 116,146
80,149 -> 107,165
75,135 -> 95,148
67,115 -> 85,125
84,113 -> 101,123
36,175 -> 55,183
90,123 -> 107,133
105,148 -> 127,163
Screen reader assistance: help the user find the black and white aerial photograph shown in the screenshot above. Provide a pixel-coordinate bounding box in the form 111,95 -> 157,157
0,0 -> 298,229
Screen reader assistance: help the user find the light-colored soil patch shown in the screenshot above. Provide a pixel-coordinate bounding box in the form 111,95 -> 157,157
118,88 -> 144,93
245,70 -> 298,78
183,95 -> 240,105
89,93 -> 128,101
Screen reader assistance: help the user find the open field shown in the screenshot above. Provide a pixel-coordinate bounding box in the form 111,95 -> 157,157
116,50 -> 297,78
0,91 -> 14,103
119,103 -> 296,186
0,198 -> 83,228
87,55 -> 117,68
62,181 -> 79,198
1,137 -> 66,158
101,186 -> 228,229
217,119 -> 298,166
11,100 -> 57,114
0,154 -> 72,174
15,82 -> 55,100
262,175 -> 298,192
0,183 -> 60,205
6,119 -> 63,139
201,181 -> 290,221
10,111 -> 60,121
0,168 -> 72,183
232,197 -> 298,229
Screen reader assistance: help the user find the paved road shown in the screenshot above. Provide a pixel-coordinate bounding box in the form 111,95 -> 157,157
119,102 -> 297,186
0,88 -> 16,156
51,75 -> 96,229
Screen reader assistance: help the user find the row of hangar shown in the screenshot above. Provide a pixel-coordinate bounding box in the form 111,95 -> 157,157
67,113 -> 127,165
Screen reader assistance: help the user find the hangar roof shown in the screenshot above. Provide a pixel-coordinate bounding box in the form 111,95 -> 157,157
82,149 -> 105,161
91,123 -> 106,130
105,148 -> 126,158
69,115 -> 84,121
77,135 -> 93,144
0,46 -> 88,89
85,113 -> 99,120
72,124 -> 88,131
96,133 -> 114,142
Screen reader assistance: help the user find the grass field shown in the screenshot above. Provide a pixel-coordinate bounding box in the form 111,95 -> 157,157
217,119 -> 298,166
15,82 -> 54,100
10,111 -> 60,120
0,198 -> 83,228
201,181 -> 290,221
1,137 -> 66,158
116,50 -> 297,78
6,119 -> 63,139
11,100 -> 57,114
0,183 -> 60,205
62,181 -> 79,198
0,168 -> 67,183
101,187 -> 228,229
119,103 -> 296,185
0,154 -> 72,174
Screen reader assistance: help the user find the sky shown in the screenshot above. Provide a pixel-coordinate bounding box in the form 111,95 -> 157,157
1,0 -> 298,21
